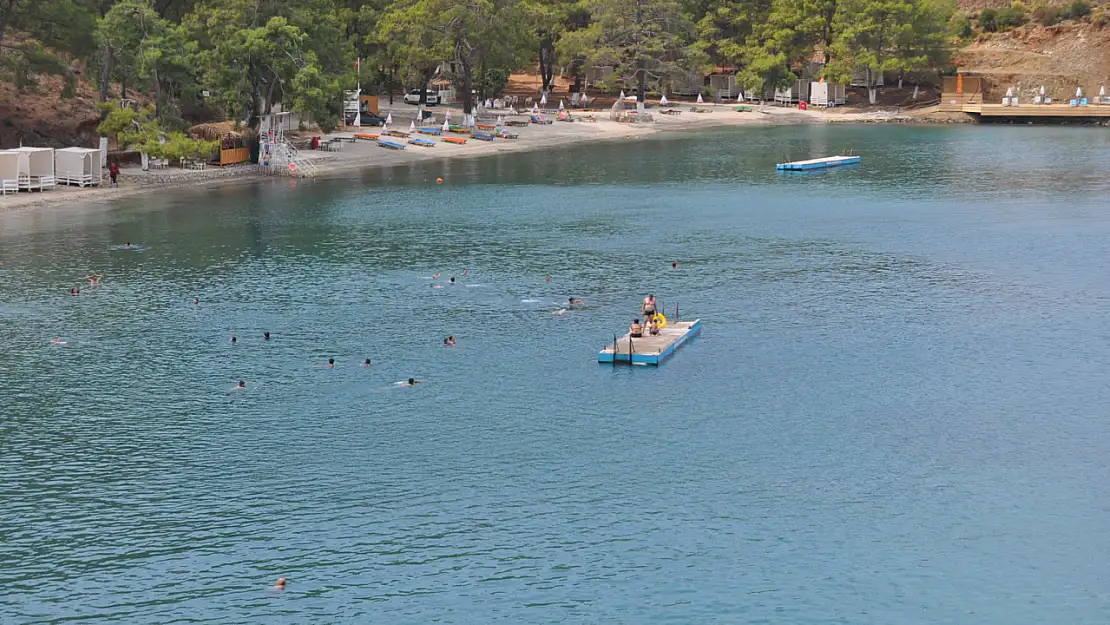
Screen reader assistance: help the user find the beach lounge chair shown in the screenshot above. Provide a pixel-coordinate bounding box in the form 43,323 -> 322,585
409,138 -> 436,147
506,120 -> 529,127
377,140 -> 405,150
442,137 -> 467,145
448,125 -> 471,134
661,109 -> 682,115
1080,98 -> 1089,106
1069,99 -> 1078,106
417,128 -> 442,136
530,115 -> 552,125
475,124 -> 496,131
384,130 -> 410,139
354,133 -> 379,141
495,130 -> 518,139
472,132 -> 495,141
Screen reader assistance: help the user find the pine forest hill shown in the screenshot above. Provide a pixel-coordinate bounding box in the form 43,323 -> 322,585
1,0 -> 1109,148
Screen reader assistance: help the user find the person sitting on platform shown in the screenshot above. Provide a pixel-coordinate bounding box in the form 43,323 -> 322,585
645,317 -> 660,336
630,318 -> 644,338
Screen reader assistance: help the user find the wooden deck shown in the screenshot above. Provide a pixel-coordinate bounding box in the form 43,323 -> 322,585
598,319 -> 701,366
939,93 -> 1110,117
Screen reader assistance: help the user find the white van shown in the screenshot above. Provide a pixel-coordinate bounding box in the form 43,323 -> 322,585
403,89 -> 439,106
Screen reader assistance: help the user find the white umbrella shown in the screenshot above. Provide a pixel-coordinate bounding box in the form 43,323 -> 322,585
532,102 -> 539,114
558,99 -> 564,110
1039,85 -> 1045,96
696,93 -> 704,104
660,94 -> 669,106
496,115 -> 504,127
1077,87 -> 1083,98
540,93 -> 547,106
1101,86 -> 1107,96
441,119 -> 450,133
580,94 -> 588,105
385,112 -> 393,127
445,110 -> 452,122
409,120 -> 416,133
1005,87 -> 1013,97
619,90 -> 625,100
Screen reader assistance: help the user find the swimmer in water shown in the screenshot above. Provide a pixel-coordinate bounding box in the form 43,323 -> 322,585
229,336 -> 237,345
545,275 -> 551,282
125,241 -> 132,248
263,331 -> 270,341
568,297 -> 584,307
447,335 -> 456,346
193,298 -> 199,305
403,378 -> 424,386
85,274 -> 102,287
274,577 -> 286,590
233,381 -> 246,390
328,358 -> 335,368
432,272 -> 441,280
462,268 -> 468,277
50,338 -> 68,345
70,288 -> 79,296
672,261 -> 677,269
449,277 -> 455,284
362,358 -> 372,367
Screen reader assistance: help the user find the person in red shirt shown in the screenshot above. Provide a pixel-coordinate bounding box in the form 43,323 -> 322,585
108,162 -> 119,186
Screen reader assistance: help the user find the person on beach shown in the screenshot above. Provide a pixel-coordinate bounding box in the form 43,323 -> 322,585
108,162 -> 119,187
233,381 -> 246,390
642,295 -> 657,318
630,319 -> 644,338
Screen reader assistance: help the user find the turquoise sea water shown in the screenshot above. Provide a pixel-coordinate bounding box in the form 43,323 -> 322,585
2,125 -> 1109,623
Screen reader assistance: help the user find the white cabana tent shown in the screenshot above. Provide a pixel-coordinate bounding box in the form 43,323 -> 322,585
0,150 -> 19,194
15,147 -> 55,191
55,147 -> 102,187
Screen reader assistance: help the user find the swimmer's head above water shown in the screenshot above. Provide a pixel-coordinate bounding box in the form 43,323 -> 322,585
328,358 -> 335,368
263,331 -> 270,340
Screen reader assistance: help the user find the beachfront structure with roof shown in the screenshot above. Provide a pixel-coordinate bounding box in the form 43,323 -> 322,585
55,147 -> 102,187
15,147 -> 55,191
0,150 -> 18,195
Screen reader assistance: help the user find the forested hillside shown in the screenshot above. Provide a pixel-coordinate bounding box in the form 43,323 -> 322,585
0,0 -> 966,145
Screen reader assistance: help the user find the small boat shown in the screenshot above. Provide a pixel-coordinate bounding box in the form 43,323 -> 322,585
472,132 -> 495,141
776,154 -> 860,171
417,128 -> 442,135
354,133 -> 379,141
442,137 -> 467,145
378,140 -> 406,150
409,138 -> 436,147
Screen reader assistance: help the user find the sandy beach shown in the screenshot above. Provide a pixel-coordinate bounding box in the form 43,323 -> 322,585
0,104 -> 911,212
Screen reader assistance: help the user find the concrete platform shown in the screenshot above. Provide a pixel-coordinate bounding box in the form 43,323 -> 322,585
598,319 -> 701,366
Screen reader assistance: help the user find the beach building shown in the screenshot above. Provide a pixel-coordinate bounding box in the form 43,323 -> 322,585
0,150 -> 18,195
15,147 -> 55,191
55,147 -> 102,187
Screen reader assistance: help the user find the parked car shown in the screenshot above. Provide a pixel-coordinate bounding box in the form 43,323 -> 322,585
344,111 -> 386,126
403,89 -> 439,106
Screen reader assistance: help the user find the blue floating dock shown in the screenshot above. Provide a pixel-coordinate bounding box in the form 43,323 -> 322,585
776,155 -> 860,171
599,319 -> 701,366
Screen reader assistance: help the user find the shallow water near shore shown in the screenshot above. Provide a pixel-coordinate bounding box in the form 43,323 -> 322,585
2,124 -> 1110,623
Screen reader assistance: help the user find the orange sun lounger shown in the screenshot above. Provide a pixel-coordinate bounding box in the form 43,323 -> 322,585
354,133 -> 379,141
442,137 -> 467,145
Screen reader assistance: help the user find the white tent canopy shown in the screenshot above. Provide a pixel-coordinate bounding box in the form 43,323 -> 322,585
55,147 -> 102,187
0,150 -> 19,194
15,147 -> 55,191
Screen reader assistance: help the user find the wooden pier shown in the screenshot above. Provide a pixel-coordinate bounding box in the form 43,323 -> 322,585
598,319 -> 702,366
776,155 -> 860,171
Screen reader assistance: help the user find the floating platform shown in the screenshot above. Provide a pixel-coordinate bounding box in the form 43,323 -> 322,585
776,155 -> 860,171
598,319 -> 701,366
